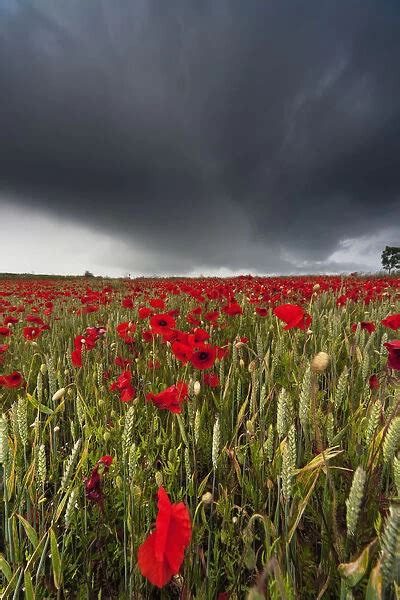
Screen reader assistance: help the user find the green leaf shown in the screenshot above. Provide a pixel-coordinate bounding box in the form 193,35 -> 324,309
288,470 -> 320,543
26,393 -> 54,415
197,472 -> 210,497
176,414 -> 189,447
1,567 -> 21,595
23,569 -> 35,600
49,528 -> 62,590
15,513 -> 39,549
366,561 -> 383,600
338,540 -> 375,588
0,553 -> 12,582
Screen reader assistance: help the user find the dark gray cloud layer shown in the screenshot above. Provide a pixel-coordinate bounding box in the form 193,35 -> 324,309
0,0 -> 400,274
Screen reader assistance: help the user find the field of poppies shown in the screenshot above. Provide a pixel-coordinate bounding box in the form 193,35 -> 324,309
0,274 -> 400,599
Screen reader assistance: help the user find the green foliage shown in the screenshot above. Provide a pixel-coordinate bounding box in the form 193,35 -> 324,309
381,246 -> 400,274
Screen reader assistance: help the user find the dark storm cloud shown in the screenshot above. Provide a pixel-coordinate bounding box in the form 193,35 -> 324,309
0,0 -> 399,273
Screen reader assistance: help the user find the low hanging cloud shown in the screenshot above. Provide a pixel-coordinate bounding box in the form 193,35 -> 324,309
0,0 -> 399,275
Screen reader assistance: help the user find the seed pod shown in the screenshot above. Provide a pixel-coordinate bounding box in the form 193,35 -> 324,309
202,491 -> 213,505
52,388 -> 66,402
311,352 -> 330,374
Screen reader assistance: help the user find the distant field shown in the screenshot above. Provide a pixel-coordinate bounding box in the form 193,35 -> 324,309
0,274 -> 399,598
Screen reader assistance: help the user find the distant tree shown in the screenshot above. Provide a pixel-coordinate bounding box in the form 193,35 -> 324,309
381,246 -> 400,274
84,270 -> 95,277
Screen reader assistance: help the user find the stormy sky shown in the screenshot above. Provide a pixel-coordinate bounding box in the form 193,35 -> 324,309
0,0 -> 399,276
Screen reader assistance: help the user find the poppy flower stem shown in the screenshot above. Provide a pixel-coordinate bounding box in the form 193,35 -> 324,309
206,468 -> 216,580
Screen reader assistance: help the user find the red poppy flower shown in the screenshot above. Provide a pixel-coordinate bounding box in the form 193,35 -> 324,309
204,373 -> 220,388
188,328 -> 209,345
186,313 -> 201,326
171,341 -> 193,364
369,374 -> 379,390
351,321 -> 376,334
138,486 -> 191,588
150,313 -> 176,334
117,321 -> 137,344
147,382 -> 188,413
190,344 -> 216,370
273,304 -> 311,330
26,315 -> 44,325
0,344 -> 9,354
0,371 -> 23,388
115,356 -> 132,369
121,297 -> 134,309
84,455 -> 113,508
115,370 -> 132,390
255,307 -> 268,317
150,298 -> 165,309
23,326 -> 42,341
381,314 -> 400,331
142,329 -> 155,342
216,345 -> 229,360
121,385 -> 135,403
138,307 -> 152,320
74,334 -> 96,351
71,348 -> 82,368
4,316 -> 18,325
110,370 -> 135,402
384,340 -> 400,370
0,327 -> 11,337
222,302 -> 243,316
204,310 -> 219,323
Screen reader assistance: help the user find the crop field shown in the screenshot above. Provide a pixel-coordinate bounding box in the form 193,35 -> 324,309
0,274 -> 400,599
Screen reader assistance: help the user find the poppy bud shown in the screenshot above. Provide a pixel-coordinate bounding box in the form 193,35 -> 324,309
313,283 -> 320,291
193,381 -> 201,396
115,475 -> 123,489
52,388 -> 66,402
202,491 -> 213,505
103,431 -> 111,442
239,358 -> 245,368
155,471 -> 163,487
40,364 -> 47,375
311,352 -> 330,373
